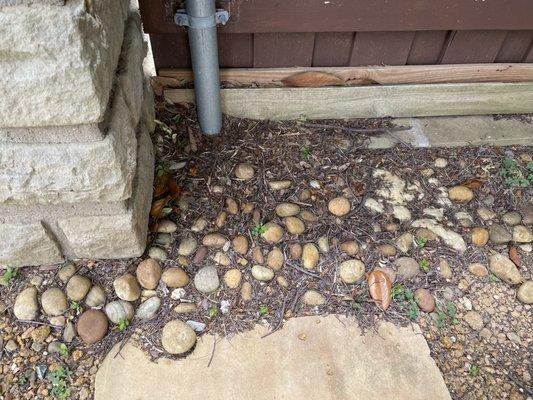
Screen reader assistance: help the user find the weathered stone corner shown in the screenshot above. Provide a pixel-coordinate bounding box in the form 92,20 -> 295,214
0,2 -> 155,267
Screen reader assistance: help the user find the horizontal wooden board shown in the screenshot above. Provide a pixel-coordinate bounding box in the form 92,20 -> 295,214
159,64 -> 533,87
139,0 -> 533,34
164,83 -> 533,120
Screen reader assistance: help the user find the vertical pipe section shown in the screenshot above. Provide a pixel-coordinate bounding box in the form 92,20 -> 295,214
185,0 -> 222,135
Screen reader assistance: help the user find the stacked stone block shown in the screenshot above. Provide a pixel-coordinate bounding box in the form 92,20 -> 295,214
0,1 -> 155,267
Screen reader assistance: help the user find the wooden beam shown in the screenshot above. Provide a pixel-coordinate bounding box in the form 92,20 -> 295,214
164,83 -> 533,120
159,64 -> 533,88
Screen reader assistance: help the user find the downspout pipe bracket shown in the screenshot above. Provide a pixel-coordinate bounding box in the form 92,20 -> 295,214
174,9 -> 230,28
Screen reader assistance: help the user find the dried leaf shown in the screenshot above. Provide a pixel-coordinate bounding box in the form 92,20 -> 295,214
461,178 -> 484,190
150,76 -> 183,96
509,246 -> 521,267
367,270 -> 392,310
282,71 -> 344,88
150,197 -> 169,219
353,181 -> 366,197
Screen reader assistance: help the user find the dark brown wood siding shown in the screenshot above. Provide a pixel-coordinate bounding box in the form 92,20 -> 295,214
139,0 -> 533,70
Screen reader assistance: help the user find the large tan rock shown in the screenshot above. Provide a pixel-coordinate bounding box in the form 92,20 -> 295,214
95,316 -> 451,400
0,0 -> 129,128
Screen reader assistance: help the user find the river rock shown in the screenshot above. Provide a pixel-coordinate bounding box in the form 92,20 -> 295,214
284,216 -> 305,234
162,267 -> 190,288
378,244 -> 396,257
161,320 -> 197,354
30,326 -> 51,343
63,322 -> 76,343
517,281 -> 533,304
135,297 -> 161,320
448,186 -> 474,203
104,300 -> 134,324
266,247 -> 284,271
66,275 -> 91,301
340,241 -> 359,256
113,273 -> 141,301
489,253 -> 523,284
471,227 -> 489,246
202,233 -> 227,248
299,210 -> 318,223
177,237 -> 197,256
76,310 -> 108,345
148,246 -> 168,262
41,288 -> 67,316
241,282 -> 253,302
469,263 -> 488,277
395,232 -> 413,253
156,220 -> 178,233
174,303 -> 197,314
226,198 -> 239,214
268,180 -> 292,190
194,266 -> 220,293
520,203 -> 533,225
502,211 -> 522,226
414,289 -> 435,312
463,311 -> 484,331
302,290 -> 326,306
14,287 -> 39,320
136,259 -> 162,290
251,265 -> 274,281
438,259 -> 453,279
338,260 -> 365,283
317,236 -> 330,253
275,202 -> 300,217
58,263 -> 76,283
85,285 -> 106,308
394,257 -> 420,279
302,243 -> 319,269
328,196 -> 351,216
232,235 -> 249,255
191,217 -> 208,233
289,243 -> 303,259
489,224 -> 512,244
260,222 -> 284,243
223,269 -> 242,289
512,225 -> 533,243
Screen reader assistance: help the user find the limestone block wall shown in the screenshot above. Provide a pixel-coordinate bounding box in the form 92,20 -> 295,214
0,1 -> 155,267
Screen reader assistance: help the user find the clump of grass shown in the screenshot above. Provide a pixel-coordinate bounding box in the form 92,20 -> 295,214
500,157 -> 532,188
419,258 -> 430,273
301,146 -> 312,160
0,267 -> 18,286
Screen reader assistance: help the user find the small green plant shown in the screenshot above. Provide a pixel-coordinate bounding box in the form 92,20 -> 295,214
208,306 -> 219,318
18,372 -> 29,387
118,318 -> 130,332
58,343 -> 69,357
468,365 -> 479,377
301,146 -> 312,160
298,114 -> 308,122
500,157 -> 532,188
0,267 -> 18,286
392,284 -> 420,320
419,258 -> 430,273
489,273 -> 500,283
69,301 -> 82,314
155,161 -> 169,177
435,301 -> 458,328
351,301 -> 363,312
258,305 -> 269,316
415,237 -> 428,248
47,365 -> 71,400
252,222 -> 268,236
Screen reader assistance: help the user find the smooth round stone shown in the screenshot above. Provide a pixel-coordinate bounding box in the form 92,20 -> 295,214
338,260 -> 365,283
113,273 -> 141,301
76,310 -> 108,345
212,252 -> 231,266
520,203 -> 533,225
252,247 -> 264,264
232,235 -> 249,255
266,247 -> 284,271
178,237 -> 198,256
58,263 -> 77,283
340,241 -> 359,256
251,265 -> 274,281
289,243 -> 303,259
260,222 -> 284,244
477,207 -> 496,221
226,197 -> 239,214
276,275 -> 289,288
162,320 -> 197,354
275,202 -> 301,217
41,287 -> 67,316
215,211 -> 227,228
395,233 -> 413,253
302,290 -> 326,306
489,253 -> 523,284
14,287 -> 39,320
192,246 -> 208,264
194,266 -> 220,293
148,246 -> 168,262
471,227 -> 489,246
85,285 -> 106,308
268,180 -> 292,190
234,163 -> 255,180
224,269 -> 242,289
328,196 -> 351,216
66,275 -> 91,301
489,224 -> 512,244
302,243 -> 319,270
512,225 -> 533,243
155,233 -> 172,248
162,267 -> 190,288
136,259 -> 162,290
104,300 -> 134,324
63,322 -> 76,343
394,257 -> 420,279
299,210 -> 318,223
156,219 -> 178,233
135,297 -> 161,320
284,216 -> 305,234
469,263 -> 488,277
240,282 -> 253,301
414,289 -> 435,312
517,281 -> 533,304
463,311 -> 484,331
317,236 -> 330,253
202,233 -> 227,248
502,211 -> 522,226
434,158 -> 448,168
448,186 -> 474,203
415,228 -> 438,241
174,303 -> 197,314
378,244 -> 396,257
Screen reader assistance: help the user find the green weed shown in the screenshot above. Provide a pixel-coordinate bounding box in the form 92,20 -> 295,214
58,343 -> 69,358
47,365 -> 71,400
392,284 -> 420,320
415,237 -> 428,248
500,157 -> 532,188
435,301 -> 458,328
301,147 -> 312,160
69,301 -> 82,314
118,318 -> 130,332
468,365 -> 479,377
0,267 -> 18,286
258,305 -> 269,316
208,306 -> 219,319
419,258 -> 430,273
252,222 -> 268,236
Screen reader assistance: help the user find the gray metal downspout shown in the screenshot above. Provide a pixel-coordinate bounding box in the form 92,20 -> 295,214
175,0 -> 229,135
